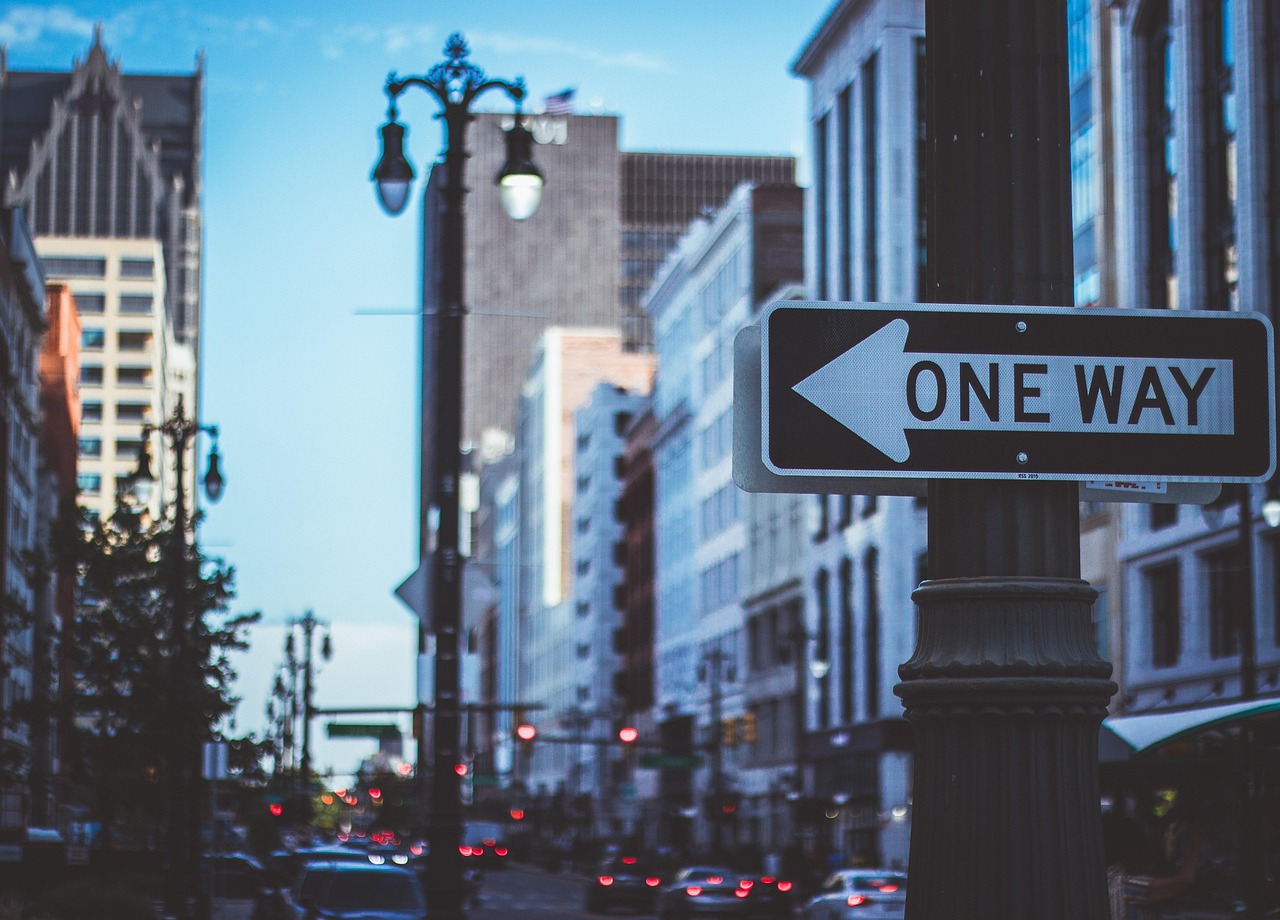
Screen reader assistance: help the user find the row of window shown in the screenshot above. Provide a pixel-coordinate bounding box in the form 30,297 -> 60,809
700,553 -> 741,616
82,401 -> 151,423
79,365 -> 152,387
699,408 -> 733,469
70,293 -> 153,315
42,256 -> 154,280
78,437 -> 143,460
76,472 -> 137,495
81,328 -> 153,351
700,482 -> 740,542
813,493 -> 889,542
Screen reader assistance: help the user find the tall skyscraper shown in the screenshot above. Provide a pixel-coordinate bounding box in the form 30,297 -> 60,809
0,29 -> 203,521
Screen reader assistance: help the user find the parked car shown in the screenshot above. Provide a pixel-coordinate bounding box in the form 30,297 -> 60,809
585,854 -> 666,913
204,853 -> 268,920
801,870 -> 907,920
460,820 -> 510,868
657,865 -> 753,919
739,872 -> 801,919
291,862 -> 427,920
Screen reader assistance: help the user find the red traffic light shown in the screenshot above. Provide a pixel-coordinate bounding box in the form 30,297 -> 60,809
515,724 -> 537,742
618,726 -> 639,744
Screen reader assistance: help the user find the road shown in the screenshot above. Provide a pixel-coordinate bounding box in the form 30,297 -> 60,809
470,863 -> 656,919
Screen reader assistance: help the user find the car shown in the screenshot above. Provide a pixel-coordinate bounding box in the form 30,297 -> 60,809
738,872 -> 801,919
459,820 -> 510,868
584,854 -> 667,914
801,869 -> 907,920
204,853 -> 268,920
657,865 -> 754,919
290,862 -> 427,920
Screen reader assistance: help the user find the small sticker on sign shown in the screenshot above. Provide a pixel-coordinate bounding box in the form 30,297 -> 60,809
1084,480 -> 1169,494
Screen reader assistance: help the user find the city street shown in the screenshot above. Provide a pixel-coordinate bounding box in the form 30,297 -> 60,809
471,864 -> 644,919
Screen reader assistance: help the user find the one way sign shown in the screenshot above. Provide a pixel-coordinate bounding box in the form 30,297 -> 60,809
762,301 -> 1275,483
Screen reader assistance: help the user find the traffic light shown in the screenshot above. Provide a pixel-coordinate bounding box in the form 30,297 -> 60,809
515,722 -> 537,754
721,717 -> 737,747
740,712 -> 758,744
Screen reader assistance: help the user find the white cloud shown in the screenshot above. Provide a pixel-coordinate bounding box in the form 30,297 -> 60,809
0,4 -> 95,46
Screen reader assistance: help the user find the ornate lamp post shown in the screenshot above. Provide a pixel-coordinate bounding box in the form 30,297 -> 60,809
131,396 -> 224,920
371,32 -> 542,920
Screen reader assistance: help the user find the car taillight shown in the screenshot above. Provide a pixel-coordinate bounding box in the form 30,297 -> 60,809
848,895 -> 873,907
879,884 -> 899,893
708,876 -> 723,884
598,876 -> 614,887
458,846 -> 473,856
622,856 -> 638,865
760,876 -> 776,885
645,878 -> 661,887
685,886 -> 702,897
734,889 -> 749,899
495,847 -> 508,856
777,881 -> 793,892
482,838 -> 496,846
738,879 -> 753,889
471,847 -> 484,857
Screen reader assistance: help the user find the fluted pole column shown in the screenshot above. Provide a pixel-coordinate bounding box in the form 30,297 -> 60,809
895,3 -> 1117,917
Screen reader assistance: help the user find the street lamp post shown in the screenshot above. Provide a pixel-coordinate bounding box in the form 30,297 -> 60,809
790,621 -> 828,846
371,32 -> 542,920
132,395 -> 224,920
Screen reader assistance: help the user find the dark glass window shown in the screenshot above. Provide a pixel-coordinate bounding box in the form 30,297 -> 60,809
119,295 -> 153,314
74,293 -> 105,314
838,557 -> 855,723
1204,545 -> 1243,658
814,495 -> 829,543
864,547 -> 880,718
815,114 -> 829,299
1205,0 -> 1238,311
815,568 -> 831,729
118,258 -> 154,279
838,83 -> 853,301
81,328 -> 104,350
43,256 -> 106,278
1143,0 -> 1177,308
863,52 -> 879,301
1149,503 -> 1177,530
80,365 -> 103,386
1147,561 -> 1181,668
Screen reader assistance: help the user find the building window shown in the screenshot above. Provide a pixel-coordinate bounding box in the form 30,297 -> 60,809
81,328 -> 105,350
74,293 -> 105,314
1147,561 -> 1181,668
837,495 -> 853,529
915,37 -> 929,300
115,439 -> 142,461
77,473 -> 102,494
1149,503 -> 1177,530
82,402 -> 103,423
838,82 -> 853,301
815,113 -> 829,299
119,257 -> 154,279
864,547 -> 881,719
117,366 -> 151,386
1204,545 -> 1243,658
1205,0 -> 1238,311
119,295 -> 153,314
116,402 -> 151,422
813,495 -> 829,543
1093,584 -> 1109,659
838,557 -> 855,724
80,365 -> 103,386
863,52 -> 879,301
815,568 -> 831,729
862,494 -> 878,519
43,256 -> 106,278
118,331 -> 150,352
78,437 -> 102,458
1143,0 -> 1177,309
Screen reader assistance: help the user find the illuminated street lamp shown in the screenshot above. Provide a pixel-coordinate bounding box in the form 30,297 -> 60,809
371,32 -> 542,920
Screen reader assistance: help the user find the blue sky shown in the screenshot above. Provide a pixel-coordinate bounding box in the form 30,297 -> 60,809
2,0 -> 831,778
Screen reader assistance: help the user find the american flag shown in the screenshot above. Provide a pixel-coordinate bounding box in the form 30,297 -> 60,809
544,88 -> 575,115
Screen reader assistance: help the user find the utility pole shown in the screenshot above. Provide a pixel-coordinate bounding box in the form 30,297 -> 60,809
893,4 -> 1115,918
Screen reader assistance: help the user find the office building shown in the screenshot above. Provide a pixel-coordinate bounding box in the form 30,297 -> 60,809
0,30 -> 202,521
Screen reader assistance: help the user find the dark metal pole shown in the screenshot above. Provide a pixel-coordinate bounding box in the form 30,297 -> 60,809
708,651 -> 724,858
894,4 -> 1116,918
1236,484 -> 1257,702
300,610 -> 316,793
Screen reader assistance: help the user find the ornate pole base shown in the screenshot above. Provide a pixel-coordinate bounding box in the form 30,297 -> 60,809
896,577 -> 1116,919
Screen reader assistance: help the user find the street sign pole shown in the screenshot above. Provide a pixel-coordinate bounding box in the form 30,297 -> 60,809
893,5 -> 1115,918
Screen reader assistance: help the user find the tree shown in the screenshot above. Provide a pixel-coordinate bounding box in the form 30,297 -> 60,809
56,499 -> 260,850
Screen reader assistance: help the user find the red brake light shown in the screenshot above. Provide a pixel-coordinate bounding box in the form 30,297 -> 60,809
778,881 -> 793,892
598,876 -> 614,887
472,847 -> 484,856
848,895 -> 871,907
645,877 -> 661,887
686,886 -> 702,897
459,846 -> 472,856
735,889 -> 749,899
482,838 -> 496,846
495,847 -> 508,856
708,876 -> 723,885
760,876 -> 775,885
622,856 -> 638,865
880,884 -> 899,893
738,879 -> 753,889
